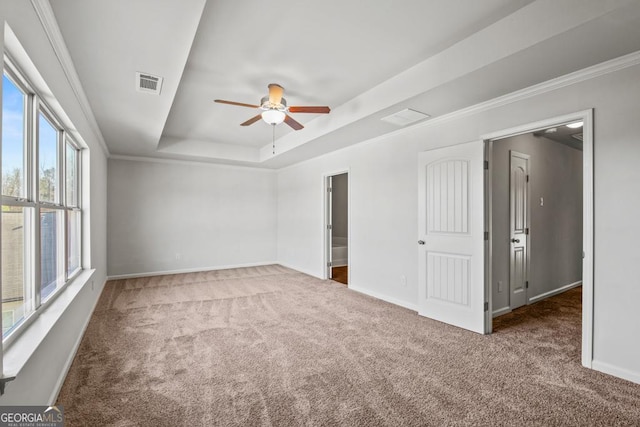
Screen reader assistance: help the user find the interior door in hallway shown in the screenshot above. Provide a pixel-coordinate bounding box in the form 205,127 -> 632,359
326,175 -> 333,279
509,151 -> 529,309
418,141 -> 486,334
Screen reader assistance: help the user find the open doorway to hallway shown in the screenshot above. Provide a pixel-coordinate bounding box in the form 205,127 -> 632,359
488,119 -> 584,332
326,172 -> 348,285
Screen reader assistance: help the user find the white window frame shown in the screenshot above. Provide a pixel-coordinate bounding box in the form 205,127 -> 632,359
1,55 -> 84,348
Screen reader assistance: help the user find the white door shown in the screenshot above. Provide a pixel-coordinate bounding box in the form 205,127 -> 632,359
326,176 -> 333,279
418,141 -> 486,334
509,151 -> 529,309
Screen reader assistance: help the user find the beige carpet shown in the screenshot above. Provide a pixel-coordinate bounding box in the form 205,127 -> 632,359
58,265 -> 640,426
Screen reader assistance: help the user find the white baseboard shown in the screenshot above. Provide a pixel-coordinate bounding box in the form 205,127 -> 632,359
528,280 -> 582,304
331,260 -> 348,267
348,285 -> 418,312
48,278 -> 106,404
592,360 -> 640,385
107,261 -> 278,280
492,306 -> 512,318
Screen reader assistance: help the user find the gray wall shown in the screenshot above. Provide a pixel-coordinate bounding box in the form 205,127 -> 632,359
107,159 -> 277,276
492,134 -> 583,313
277,62 -> 640,381
331,173 -> 348,239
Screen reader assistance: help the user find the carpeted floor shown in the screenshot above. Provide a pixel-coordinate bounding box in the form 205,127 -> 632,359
57,265 -> 640,426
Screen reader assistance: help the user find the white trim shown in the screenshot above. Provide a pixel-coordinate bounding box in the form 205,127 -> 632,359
109,154 -> 276,173
484,141 -> 493,333
482,110 -> 592,142
426,51 -> 640,133
106,261 -> 278,281
482,109 -> 594,370
492,307 -> 511,318
592,360 -> 640,386
2,269 -> 95,378
48,278 -> 105,404
528,281 -> 582,304
349,285 -> 418,312
277,50 -> 640,173
581,110 -> 594,369
29,0 -> 110,156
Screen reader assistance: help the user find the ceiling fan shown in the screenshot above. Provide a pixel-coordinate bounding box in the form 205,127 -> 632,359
214,84 -> 330,131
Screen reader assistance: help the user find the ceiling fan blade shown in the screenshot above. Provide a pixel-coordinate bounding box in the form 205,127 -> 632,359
240,114 -> 263,126
284,114 -> 304,130
268,84 -> 284,105
214,99 -> 260,109
288,106 -> 331,114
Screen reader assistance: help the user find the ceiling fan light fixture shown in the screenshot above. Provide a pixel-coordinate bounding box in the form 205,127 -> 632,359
261,109 -> 286,125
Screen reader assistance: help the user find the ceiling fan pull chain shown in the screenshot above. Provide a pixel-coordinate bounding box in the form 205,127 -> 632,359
272,124 -> 276,154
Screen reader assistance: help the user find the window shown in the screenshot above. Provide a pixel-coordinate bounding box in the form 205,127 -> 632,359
1,58 -> 83,341
38,112 -> 59,204
66,139 -> 81,278
1,73 -> 25,199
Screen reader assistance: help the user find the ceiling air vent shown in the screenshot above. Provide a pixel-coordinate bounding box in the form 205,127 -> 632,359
136,72 -> 163,95
571,133 -> 584,142
381,108 -> 430,127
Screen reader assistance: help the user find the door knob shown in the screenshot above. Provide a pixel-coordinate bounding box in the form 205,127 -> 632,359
418,240 -> 425,245
511,238 -> 520,243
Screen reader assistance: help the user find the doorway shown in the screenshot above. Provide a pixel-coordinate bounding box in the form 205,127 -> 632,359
483,110 -> 593,367
325,172 -> 348,285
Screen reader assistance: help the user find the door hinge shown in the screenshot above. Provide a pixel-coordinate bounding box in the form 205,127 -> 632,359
327,224 -> 332,230
484,302 -> 489,312
327,261 -> 332,267
525,228 -> 529,235
526,175 -> 530,182
484,160 -> 489,170
484,231 -> 489,241
526,281 -> 529,289
327,187 -> 332,193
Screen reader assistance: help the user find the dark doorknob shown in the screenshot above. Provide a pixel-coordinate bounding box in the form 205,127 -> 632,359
511,238 -> 520,243
418,240 -> 425,245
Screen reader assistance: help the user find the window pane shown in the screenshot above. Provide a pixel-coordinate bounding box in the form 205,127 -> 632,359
66,142 -> 78,207
2,205 -> 34,336
2,74 -> 26,198
38,113 -> 58,203
40,208 -> 64,300
67,210 -> 81,276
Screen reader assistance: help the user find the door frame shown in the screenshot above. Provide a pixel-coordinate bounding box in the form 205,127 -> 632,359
323,169 -> 350,281
483,109 -> 594,368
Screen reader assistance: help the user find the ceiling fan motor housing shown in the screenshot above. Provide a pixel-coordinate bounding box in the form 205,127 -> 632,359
260,96 -> 287,111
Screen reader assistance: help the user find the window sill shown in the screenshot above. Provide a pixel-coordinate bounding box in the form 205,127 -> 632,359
2,269 -> 96,379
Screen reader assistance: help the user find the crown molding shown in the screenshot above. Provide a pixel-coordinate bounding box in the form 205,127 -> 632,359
417,49 -> 640,131
30,0 -> 110,157
277,49 -> 640,173
343,49 -> 640,152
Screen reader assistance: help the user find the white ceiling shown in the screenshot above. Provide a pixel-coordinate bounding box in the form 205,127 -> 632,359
50,0 -> 640,168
